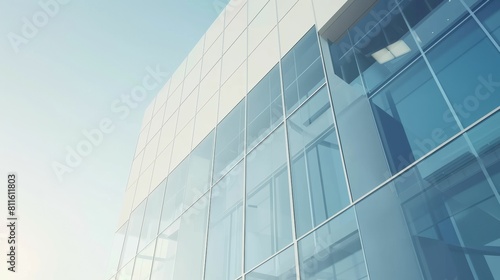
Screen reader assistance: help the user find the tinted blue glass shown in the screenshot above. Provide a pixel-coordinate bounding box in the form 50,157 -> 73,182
184,131 -> 214,207
213,100 -> 245,183
282,28 -> 325,114
403,0 -> 469,50
246,246 -> 297,280
349,0 -> 420,94
205,161 -> 244,280
426,18 -> 500,127
371,58 -> 460,173
159,158 -> 188,232
287,87 -> 349,237
247,65 -> 283,150
298,208 -> 367,280
477,0 -> 500,44
357,122 -> 500,279
467,111 -> 500,194
245,125 -> 293,271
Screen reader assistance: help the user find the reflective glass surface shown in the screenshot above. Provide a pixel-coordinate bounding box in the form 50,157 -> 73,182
246,246 -> 297,280
138,183 -> 165,252
426,17 -> 500,127
159,158 -> 189,232
287,86 -> 349,237
246,64 -> 283,151
357,111 -> 500,279
298,208 -> 367,280
245,125 -> 293,271
371,58 -> 460,173
132,242 -> 155,280
205,161 -> 244,280
184,131 -> 214,207
108,222 -> 128,277
283,28 -> 325,114
120,200 -> 146,268
213,100 -> 246,183
477,0 -> 500,44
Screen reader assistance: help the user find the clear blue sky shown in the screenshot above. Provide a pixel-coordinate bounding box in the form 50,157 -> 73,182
0,0 -> 229,279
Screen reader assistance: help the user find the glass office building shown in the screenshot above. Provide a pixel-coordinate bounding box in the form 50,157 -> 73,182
108,0 -> 500,279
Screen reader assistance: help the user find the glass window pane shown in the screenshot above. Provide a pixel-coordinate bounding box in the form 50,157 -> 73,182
282,28 -> 326,114
246,246 -> 297,280
172,193 -> 210,280
426,17 -> 500,127
213,100 -> 245,183
371,58 -> 460,173
184,131 -> 214,207
349,0 -> 420,94
132,241 -> 155,280
247,64 -> 284,150
357,123 -> 500,279
245,125 -> 293,271
287,86 -> 349,237
298,208 -> 367,280
117,259 -> 134,280
404,0 -> 469,50
205,161 -> 244,280
159,158 -> 189,232
151,193 -> 210,280
467,110 -> 500,195
138,182 -> 166,252
120,201 -> 146,268
150,220 -> 179,280
107,222 -> 128,278
477,0 -> 500,44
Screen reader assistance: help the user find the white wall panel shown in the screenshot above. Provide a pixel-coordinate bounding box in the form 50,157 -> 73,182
134,123 -> 150,157
158,112 -> 177,154
193,92 -> 218,148
118,183 -> 137,228
128,150 -> 144,188
224,3 -> 247,53
198,61 -> 221,108
141,132 -> 160,174
182,61 -> 201,102
248,0 -> 270,22
202,35 -> 223,79
248,28 -> 279,90
140,100 -> 155,132
177,91 -> 198,132
186,36 -> 205,74
148,105 -> 165,142
205,11 -> 225,51
151,143 -> 172,192
278,0 -> 315,55
170,119 -> 195,172
225,0 -> 247,26
219,63 -> 247,121
221,31 -> 247,84
133,165 -> 154,209
276,0 -> 298,20
170,59 -> 186,93
164,86 -> 182,122
153,81 -> 170,114
248,0 -> 277,54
